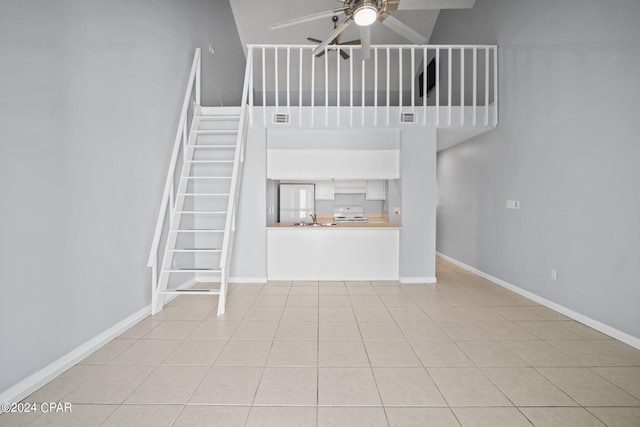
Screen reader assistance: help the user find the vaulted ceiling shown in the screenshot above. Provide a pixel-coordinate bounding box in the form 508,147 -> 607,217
229,0 -> 476,54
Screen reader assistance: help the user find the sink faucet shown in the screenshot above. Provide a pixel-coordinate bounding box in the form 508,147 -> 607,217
310,214 -> 318,224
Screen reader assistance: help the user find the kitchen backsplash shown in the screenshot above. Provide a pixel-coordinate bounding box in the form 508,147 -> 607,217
315,194 -> 384,215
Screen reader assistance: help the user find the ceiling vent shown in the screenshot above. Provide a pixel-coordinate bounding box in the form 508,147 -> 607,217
400,112 -> 416,124
272,113 -> 290,125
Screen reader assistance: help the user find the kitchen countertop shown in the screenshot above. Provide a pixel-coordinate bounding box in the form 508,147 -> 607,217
268,222 -> 401,229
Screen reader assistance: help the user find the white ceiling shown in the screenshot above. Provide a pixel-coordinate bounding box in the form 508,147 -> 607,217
228,1 -> 474,55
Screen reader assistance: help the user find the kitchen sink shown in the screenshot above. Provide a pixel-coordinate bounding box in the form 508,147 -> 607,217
292,222 -> 337,227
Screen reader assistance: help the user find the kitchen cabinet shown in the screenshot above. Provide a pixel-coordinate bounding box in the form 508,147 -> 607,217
315,181 -> 335,200
267,149 -> 399,180
365,180 -> 385,200
267,228 -> 399,280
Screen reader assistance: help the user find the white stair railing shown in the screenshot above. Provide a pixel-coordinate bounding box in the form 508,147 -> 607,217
147,49 -> 201,312
247,44 -> 498,128
217,48 -> 253,315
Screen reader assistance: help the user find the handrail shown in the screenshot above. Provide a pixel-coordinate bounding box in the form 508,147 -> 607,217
147,48 -> 201,267
219,48 -> 253,272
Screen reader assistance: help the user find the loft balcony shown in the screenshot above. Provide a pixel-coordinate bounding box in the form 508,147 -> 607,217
244,44 -> 498,144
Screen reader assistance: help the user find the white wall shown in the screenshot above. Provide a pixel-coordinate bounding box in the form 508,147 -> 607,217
432,0 -> 640,339
0,0 -> 244,394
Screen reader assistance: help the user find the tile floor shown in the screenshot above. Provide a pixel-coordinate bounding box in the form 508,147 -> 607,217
3,258 -> 640,426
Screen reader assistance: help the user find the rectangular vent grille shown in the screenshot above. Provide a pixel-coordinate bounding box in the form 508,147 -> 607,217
272,113 -> 290,124
400,112 -> 416,123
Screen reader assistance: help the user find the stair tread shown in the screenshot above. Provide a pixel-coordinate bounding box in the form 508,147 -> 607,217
178,193 -> 230,196
169,248 -> 223,252
193,130 -> 238,134
175,211 -> 227,214
172,229 -> 224,232
185,160 -> 234,163
183,176 -> 232,180
195,115 -> 240,119
188,144 -> 237,149
160,289 -> 221,295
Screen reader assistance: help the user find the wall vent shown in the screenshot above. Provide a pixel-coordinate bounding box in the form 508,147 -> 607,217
272,113 -> 290,124
400,112 -> 416,123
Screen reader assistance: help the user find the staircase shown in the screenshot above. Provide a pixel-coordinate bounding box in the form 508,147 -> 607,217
148,48 -> 251,317
153,107 -> 241,315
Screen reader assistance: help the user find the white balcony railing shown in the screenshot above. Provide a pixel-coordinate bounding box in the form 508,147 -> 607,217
247,44 -> 498,128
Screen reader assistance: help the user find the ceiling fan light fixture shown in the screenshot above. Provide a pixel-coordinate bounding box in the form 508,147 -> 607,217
353,1 -> 378,26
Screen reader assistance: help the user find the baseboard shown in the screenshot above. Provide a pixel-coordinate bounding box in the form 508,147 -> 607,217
267,276 -> 399,281
0,278 -> 197,406
0,304 -> 151,406
400,276 -> 437,284
436,252 -> 640,350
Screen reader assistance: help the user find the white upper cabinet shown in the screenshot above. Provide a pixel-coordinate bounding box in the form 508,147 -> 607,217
267,149 -> 399,180
315,181 -> 335,200
266,129 -> 400,180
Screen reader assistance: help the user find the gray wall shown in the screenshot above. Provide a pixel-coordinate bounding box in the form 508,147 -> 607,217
432,0 -> 640,338
0,0 -> 245,393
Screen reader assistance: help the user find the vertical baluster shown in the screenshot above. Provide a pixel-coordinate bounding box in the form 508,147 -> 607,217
411,47 -> 415,111
286,46 -> 290,114
448,46 -> 452,127
485,46 -> 489,126
249,48 -> 254,125
262,47 -> 266,124
195,51 -> 201,106
337,46 -> 340,126
299,47 -> 303,126
275,47 -> 279,113
350,46 -> 353,127
423,47 -> 427,125
311,48 -> 315,126
374,47 -> 378,127
493,46 -> 498,126
473,47 -> 477,126
399,48 -> 403,109
436,47 -> 440,127
362,51 -> 365,127
461,47 -> 465,126
386,47 -> 390,126
325,47 -> 328,127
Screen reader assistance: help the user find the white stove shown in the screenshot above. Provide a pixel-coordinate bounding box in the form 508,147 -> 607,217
332,206 -> 368,223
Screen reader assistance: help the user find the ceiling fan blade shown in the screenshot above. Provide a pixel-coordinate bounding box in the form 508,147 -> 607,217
339,39 -> 362,46
269,7 -> 345,30
307,37 -> 323,43
312,18 -> 353,56
339,49 -> 350,60
394,0 -> 476,10
379,13 -> 427,44
360,26 -> 371,61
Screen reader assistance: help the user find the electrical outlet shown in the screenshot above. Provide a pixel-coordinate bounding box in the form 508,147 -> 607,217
506,200 -> 520,209
393,207 -> 400,215
550,269 -> 558,281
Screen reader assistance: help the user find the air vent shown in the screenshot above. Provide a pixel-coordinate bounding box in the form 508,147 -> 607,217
400,112 -> 416,123
272,113 -> 290,124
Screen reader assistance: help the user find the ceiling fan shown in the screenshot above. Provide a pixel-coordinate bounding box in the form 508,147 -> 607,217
308,16 -> 361,60
269,0 -> 475,60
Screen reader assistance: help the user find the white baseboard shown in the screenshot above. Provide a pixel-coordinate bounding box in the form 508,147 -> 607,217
0,278 -> 197,406
0,304 -> 150,406
267,276 -> 399,281
400,276 -> 437,284
436,252 -> 640,350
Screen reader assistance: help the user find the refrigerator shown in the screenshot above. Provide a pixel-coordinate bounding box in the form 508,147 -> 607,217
279,183 -> 315,223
